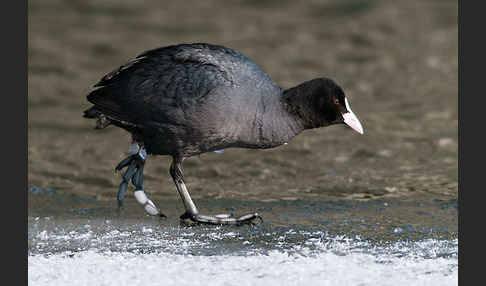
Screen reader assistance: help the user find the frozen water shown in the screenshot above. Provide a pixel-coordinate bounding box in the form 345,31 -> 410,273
29,249 -> 457,286
28,217 -> 457,286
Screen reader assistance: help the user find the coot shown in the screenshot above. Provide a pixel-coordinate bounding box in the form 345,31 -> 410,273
84,43 -> 363,225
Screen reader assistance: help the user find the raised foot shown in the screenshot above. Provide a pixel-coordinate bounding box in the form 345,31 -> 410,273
115,146 -> 166,218
180,212 -> 263,225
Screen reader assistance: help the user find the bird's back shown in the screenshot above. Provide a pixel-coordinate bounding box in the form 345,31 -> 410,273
85,43 -> 283,155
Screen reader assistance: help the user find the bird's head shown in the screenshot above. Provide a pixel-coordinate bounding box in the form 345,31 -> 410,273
283,77 -> 363,134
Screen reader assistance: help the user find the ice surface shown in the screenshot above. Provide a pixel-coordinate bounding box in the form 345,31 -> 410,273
28,218 -> 457,286
29,249 -> 457,286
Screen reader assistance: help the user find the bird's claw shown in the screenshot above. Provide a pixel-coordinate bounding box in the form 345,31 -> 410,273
134,190 -> 166,218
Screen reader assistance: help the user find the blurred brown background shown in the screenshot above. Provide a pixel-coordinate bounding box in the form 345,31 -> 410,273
28,0 -> 457,207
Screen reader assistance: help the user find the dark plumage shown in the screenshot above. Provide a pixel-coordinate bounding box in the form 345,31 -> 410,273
84,43 -> 363,225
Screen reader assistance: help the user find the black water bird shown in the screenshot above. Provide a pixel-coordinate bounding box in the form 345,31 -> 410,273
84,43 -> 363,225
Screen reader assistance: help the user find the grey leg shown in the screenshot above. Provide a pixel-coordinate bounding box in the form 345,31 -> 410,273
115,143 -> 166,218
170,157 -> 262,225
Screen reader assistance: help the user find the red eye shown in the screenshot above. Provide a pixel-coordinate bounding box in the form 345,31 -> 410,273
333,98 -> 339,105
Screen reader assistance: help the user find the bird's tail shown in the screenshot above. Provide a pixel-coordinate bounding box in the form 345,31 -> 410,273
83,106 -> 112,129
83,106 -> 100,118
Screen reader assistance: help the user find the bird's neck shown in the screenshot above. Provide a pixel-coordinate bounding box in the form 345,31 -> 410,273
251,92 -> 305,148
281,84 -> 327,129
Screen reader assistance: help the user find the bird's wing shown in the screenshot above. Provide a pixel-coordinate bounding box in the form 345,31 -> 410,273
86,44 -> 237,126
